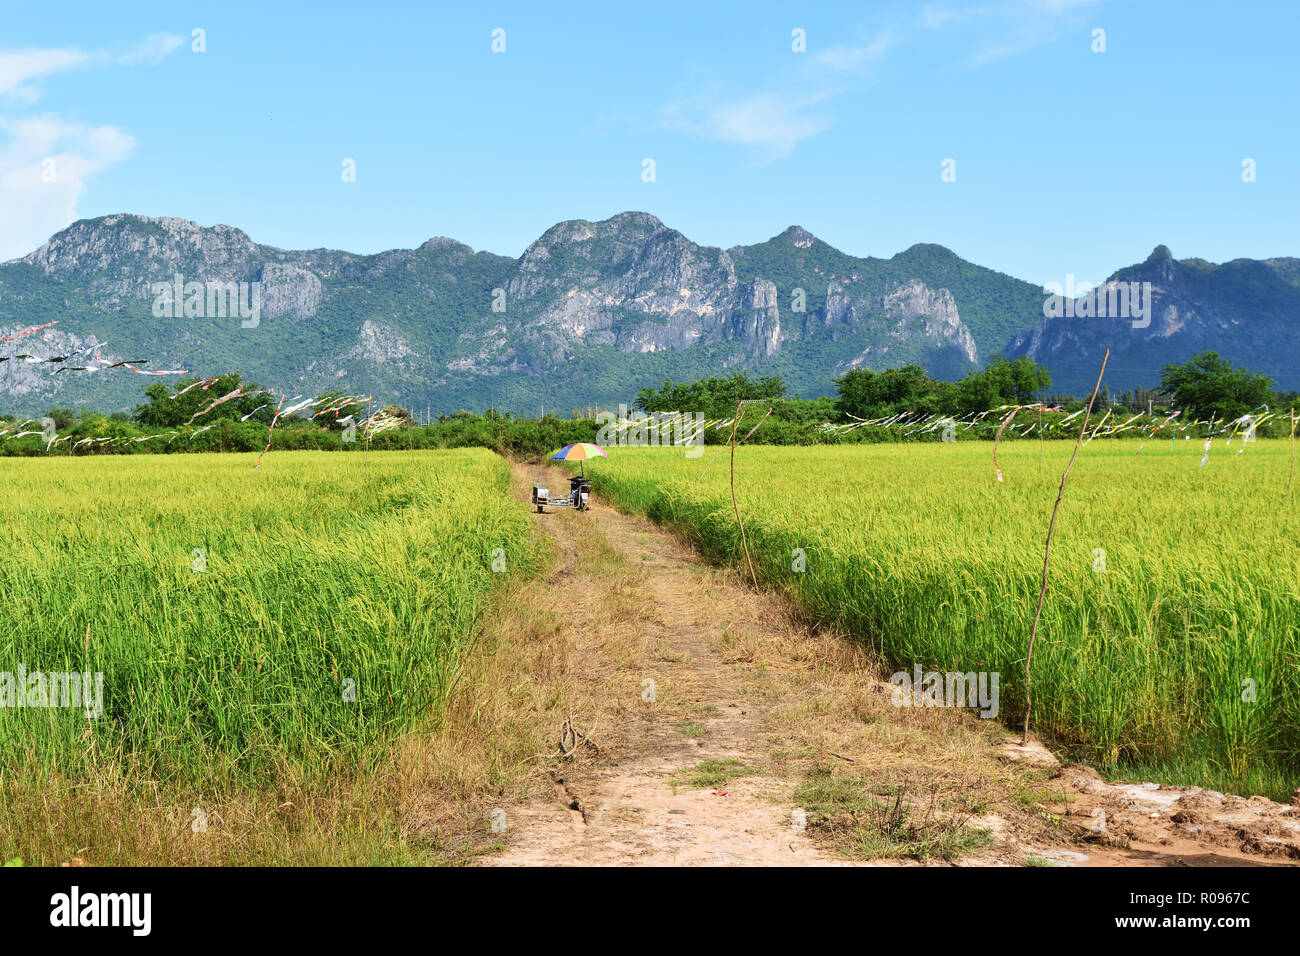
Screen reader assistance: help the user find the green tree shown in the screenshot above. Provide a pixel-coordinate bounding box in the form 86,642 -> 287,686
313,391 -> 365,428
834,364 -> 940,419
636,373 -> 786,420
133,372 -> 269,427
949,356 -> 1052,416
1159,352 -> 1274,420
43,407 -> 77,431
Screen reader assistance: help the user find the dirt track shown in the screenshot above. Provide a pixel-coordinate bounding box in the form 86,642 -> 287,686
478,462 -> 1300,867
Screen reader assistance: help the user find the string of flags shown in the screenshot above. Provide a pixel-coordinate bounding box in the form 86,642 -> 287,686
596,403 -> 1280,453
0,322 -> 404,466
0,322 -> 190,376
818,404 -> 1067,438
816,403 -> 1277,444
0,390 -> 395,461
603,414 -> 749,438
254,394 -> 287,470
0,321 -> 58,342
7,323 -> 1284,474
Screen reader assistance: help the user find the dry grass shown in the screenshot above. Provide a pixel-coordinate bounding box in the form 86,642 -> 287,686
489,477 -> 1066,865
0,461 -> 633,867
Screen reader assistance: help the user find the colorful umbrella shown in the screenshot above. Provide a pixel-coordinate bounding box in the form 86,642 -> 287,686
551,442 -> 607,461
551,442 -> 607,475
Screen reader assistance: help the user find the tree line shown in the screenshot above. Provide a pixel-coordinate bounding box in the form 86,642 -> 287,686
637,351 -> 1289,424
5,350 -> 1292,457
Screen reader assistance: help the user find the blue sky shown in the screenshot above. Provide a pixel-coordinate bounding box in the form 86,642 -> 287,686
2,0 -> 1296,286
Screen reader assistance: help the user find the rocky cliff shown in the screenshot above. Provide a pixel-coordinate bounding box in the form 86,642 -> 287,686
0,213 -> 1292,414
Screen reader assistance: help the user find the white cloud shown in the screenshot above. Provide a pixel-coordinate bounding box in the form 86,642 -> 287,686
662,0 -> 1096,157
0,115 -> 136,261
0,33 -> 180,259
921,6 -> 966,29
118,33 -> 184,65
663,26 -> 896,159
664,89 -> 838,160
922,0 -> 1100,65
815,29 -> 899,74
1,34 -> 184,101
0,48 -> 91,102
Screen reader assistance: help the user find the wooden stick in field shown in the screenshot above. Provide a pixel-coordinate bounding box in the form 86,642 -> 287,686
992,406 -> 1020,482
729,400 -> 769,588
1289,408 -> 1296,506
1022,349 -> 1109,745
1038,402 -> 1043,476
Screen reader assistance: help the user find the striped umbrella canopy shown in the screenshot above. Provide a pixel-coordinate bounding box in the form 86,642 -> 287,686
550,442 -> 607,462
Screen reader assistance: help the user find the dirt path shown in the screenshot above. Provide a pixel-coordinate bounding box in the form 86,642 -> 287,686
477,462 -> 1300,867
481,463 -> 854,865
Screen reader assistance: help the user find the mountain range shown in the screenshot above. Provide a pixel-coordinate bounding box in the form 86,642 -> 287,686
0,211 -> 1295,416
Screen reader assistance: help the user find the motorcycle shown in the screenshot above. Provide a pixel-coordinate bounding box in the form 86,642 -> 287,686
531,474 -> 592,513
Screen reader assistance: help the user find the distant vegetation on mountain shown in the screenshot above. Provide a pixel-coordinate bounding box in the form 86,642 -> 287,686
1,211 -> 1295,416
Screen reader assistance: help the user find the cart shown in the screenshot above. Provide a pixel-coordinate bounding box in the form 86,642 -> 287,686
531,474 -> 592,513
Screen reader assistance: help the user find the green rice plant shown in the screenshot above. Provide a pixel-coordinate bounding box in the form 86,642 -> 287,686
580,440 -> 1300,799
0,449 -> 536,789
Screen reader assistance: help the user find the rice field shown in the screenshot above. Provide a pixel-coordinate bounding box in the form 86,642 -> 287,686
0,449 -> 537,790
581,439 -> 1300,799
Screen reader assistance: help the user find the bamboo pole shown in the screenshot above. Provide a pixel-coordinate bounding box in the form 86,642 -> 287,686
1289,408 -> 1296,506
992,406 -> 1020,483
1022,348 -> 1109,745
728,400 -> 772,588
1038,402 -> 1043,476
